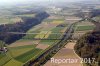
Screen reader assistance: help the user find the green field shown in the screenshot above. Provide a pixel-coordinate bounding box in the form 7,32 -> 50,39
15,48 -> 42,63
0,45 -> 42,66
9,45 -> 36,57
76,25 -> 95,31
4,59 -> 23,66
40,27 -> 64,45
48,33 -> 62,39
23,34 -> 37,39
0,52 -> 12,66
51,27 -> 64,33
0,5 -> 69,66
0,44 -> 37,66
40,39 -> 56,45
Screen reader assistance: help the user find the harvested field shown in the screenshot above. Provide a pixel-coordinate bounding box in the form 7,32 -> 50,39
40,40 -> 56,45
44,42 -> 82,66
47,16 -> 64,19
9,40 -> 35,47
52,20 -> 64,24
72,31 -> 93,39
41,23 -> 56,31
32,40 -> 40,44
65,16 -> 82,20
77,21 -> 94,26
36,44 -> 50,50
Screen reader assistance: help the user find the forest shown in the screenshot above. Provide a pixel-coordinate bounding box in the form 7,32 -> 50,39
74,31 -> 100,66
0,12 -> 49,44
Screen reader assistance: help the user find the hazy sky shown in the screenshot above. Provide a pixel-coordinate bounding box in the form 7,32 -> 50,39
0,0 -> 97,5
0,0 -> 86,3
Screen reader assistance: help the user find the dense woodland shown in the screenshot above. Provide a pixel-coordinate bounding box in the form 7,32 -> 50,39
0,12 -> 49,44
74,31 -> 100,66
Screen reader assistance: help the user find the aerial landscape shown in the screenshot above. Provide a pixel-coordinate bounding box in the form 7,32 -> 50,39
0,0 -> 100,66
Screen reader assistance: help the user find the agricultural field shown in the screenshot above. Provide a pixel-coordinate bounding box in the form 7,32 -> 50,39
39,27 -> 65,45
38,18 -> 68,46
9,40 -> 36,47
0,39 -> 46,66
43,19 -> 64,24
0,53 -> 12,66
0,5 -> 36,25
0,43 -> 43,66
72,20 -> 95,39
44,42 -> 82,66
0,13 -> 68,65
51,27 -> 65,33
47,15 -> 64,19
40,40 -> 57,45
0,17 -> 23,25
16,14 -> 36,18
35,31 -> 51,39
0,7 -> 83,66
36,44 -> 50,50
52,19 -> 64,24
65,16 -> 82,24
9,45 -> 37,57
4,59 -> 23,66
0,13 -> 36,25
76,25 -> 95,31
15,48 -> 42,63
27,24 -> 43,33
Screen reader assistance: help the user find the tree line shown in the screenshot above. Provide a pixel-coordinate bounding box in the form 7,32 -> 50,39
0,12 -> 49,44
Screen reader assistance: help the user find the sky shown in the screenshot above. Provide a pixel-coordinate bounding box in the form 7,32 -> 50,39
0,0 -> 98,5
0,0 -> 85,3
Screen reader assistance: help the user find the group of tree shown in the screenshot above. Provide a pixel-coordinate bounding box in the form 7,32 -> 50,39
74,31 -> 100,66
91,9 -> 100,18
0,12 -> 49,44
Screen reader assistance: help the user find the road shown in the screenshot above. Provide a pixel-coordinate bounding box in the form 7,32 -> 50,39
28,22 -> 78,66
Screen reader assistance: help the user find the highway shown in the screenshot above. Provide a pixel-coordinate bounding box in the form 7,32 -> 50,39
25,22 -> 77,66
